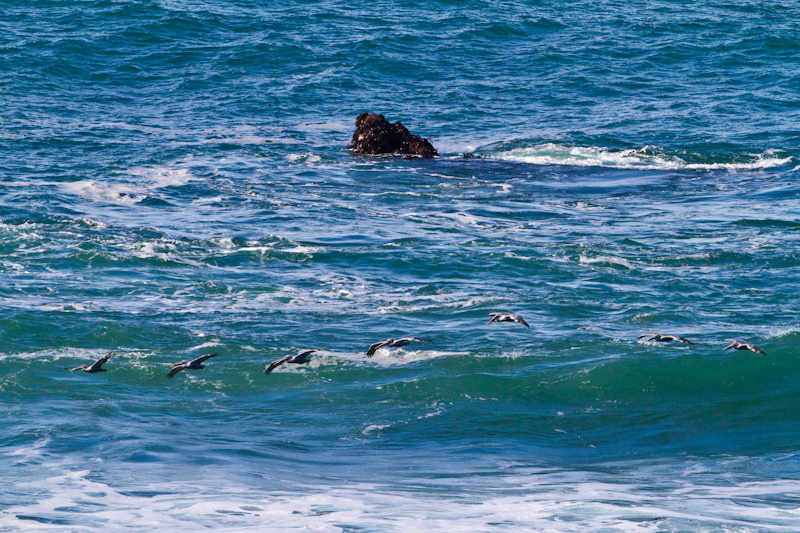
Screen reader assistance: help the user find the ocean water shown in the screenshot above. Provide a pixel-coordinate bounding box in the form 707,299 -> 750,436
2,0 -> 800,530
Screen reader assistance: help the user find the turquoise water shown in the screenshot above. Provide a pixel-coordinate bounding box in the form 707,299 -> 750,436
2,1 -> 800,530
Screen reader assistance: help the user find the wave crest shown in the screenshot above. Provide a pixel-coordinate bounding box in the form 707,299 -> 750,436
480,142 -> 794,171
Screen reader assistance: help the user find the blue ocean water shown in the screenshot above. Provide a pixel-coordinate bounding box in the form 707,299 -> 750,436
2,0 -> 800,530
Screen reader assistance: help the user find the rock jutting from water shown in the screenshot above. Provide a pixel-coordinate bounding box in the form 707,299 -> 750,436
349,113 -> 438,157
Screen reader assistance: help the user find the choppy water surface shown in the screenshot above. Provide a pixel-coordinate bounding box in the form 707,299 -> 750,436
2,1 -> 800,530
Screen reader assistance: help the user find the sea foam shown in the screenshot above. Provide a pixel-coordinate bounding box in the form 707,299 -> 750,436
485,143 -> 794,171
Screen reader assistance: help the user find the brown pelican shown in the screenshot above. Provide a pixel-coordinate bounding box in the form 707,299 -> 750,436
487,312 -> 529,328
367,337 -> 430,358
167,353 -> 219,378
66,352 -> 114,373
723,339 -> 766,355
637,333 -> 694,345
265,349 -> 318,375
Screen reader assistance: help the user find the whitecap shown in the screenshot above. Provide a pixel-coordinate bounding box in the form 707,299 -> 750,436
578,254 -> 635,269
766,326 -> 800,339
124,166 -> 196,188
286,152 -> 322,164
283,245 -> 318,254
362,424 -> 392,434
60,180 -> 142,204
187,341 -> 224,352
504,251 -> 535,261
365,349 -> 465,366
60,166 -> 198,204
572,201 -> 607,210
487,143 -> 794,171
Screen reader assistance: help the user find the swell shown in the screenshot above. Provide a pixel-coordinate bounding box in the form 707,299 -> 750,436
3,335 -> 799,464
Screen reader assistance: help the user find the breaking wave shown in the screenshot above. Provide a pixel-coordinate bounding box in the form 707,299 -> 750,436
480,142 -> 794,171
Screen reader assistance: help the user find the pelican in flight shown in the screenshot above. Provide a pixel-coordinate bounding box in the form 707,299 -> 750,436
265,349 -> 318,375
367,337 -> 430,357
637,333 -> 694,345
487,312 -> 529,328
167,353 -> 219,378
66,352 -> 114,373
723,339 -> 766,355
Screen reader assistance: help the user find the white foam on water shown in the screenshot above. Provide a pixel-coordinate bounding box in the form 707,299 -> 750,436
208,237 -> 237,249
450,211 -> 483,226
283,245 -> 318,255
262,352 -> 348,374
572,201 -> 607,210
34,302 -> 94,312
0,180 -> 38,187
58,181 -> 136,204
574,252 -> 713,274
399,210 -> 480,227
504,251 -> 536,261
59,166 -> 197,204
365,349 -> 465,366
75,217 -> 106,229
0,347 -> 116,363
124,166 -> 196,188
579,254 -> 635,269
187,341 -> 224,352
361,423 -> 392,434
417,401 -> 447,420
375,190 -> 425,198
121,239 -> 179,259
766,326 -> 800,339
2,468 -> 799,531
377,293 -> 499,314
4,437 -> 51,463
0,260 -> 29,272
190,195 -> 226,206
286,152 -> 322,164
488,143 -> 793,171
295,120 -> 351,132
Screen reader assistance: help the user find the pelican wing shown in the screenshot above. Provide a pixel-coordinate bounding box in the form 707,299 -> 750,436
367,339 -> 391,357
167,364 -> 185,378
722,340 -> 738,351
659,335 -> 694,345
190,353 -> 218,365
514,316 -> 530,328
67,365 -> 87,372
88,351 -> 114,372
265,355 -> 290,375
292,349 -> 318,364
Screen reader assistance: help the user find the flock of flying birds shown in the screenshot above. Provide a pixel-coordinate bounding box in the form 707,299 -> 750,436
65,311 -> 767,377
636,334 -> 766,355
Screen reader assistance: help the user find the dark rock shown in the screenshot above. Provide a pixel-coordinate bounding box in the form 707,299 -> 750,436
349,113 -> 437,157
461,152 -> 485,159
